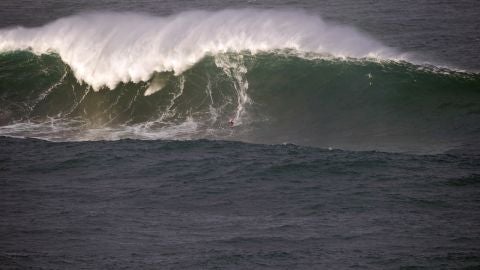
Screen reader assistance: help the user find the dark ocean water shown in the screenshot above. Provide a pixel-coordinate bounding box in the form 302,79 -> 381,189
1,1 -> 480,269
1,137 -> 480,269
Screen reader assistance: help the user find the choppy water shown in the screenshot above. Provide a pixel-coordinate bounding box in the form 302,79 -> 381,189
2,137 -> 480,269
1,1 -> 480,269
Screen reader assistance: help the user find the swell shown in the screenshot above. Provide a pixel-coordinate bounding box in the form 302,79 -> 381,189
1,51 -> 480,153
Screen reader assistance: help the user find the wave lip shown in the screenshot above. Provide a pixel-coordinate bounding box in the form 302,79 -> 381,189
0,9 -> 404,90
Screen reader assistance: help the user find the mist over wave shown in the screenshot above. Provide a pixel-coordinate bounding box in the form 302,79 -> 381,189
0,9 -> 404,89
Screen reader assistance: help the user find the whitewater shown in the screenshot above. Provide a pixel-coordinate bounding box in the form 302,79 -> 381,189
0,9 -> 406,90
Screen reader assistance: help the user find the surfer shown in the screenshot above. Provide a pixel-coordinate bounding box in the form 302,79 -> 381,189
228,119 -> 234,127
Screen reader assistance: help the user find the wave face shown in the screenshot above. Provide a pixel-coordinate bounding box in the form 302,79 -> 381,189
1,11 -> 479,153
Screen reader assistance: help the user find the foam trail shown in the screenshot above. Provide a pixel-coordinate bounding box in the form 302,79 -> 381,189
214,54 -> 251,125
0,9 -> 404,90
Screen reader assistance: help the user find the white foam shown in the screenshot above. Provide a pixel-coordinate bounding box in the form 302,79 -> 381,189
0,9 -> 405,90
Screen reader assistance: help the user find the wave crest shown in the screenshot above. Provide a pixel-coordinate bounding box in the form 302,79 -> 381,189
0,9 -> 404,89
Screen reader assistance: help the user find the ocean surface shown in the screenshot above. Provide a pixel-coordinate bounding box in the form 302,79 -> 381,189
1,0 -> 480,269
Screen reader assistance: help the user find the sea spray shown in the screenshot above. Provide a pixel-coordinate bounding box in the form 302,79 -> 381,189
0,10 -> 404,90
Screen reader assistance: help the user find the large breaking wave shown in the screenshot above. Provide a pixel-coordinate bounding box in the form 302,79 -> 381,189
1,10 -> 479,153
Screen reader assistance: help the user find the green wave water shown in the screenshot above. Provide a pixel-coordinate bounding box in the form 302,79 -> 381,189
1,51 -> 480,153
